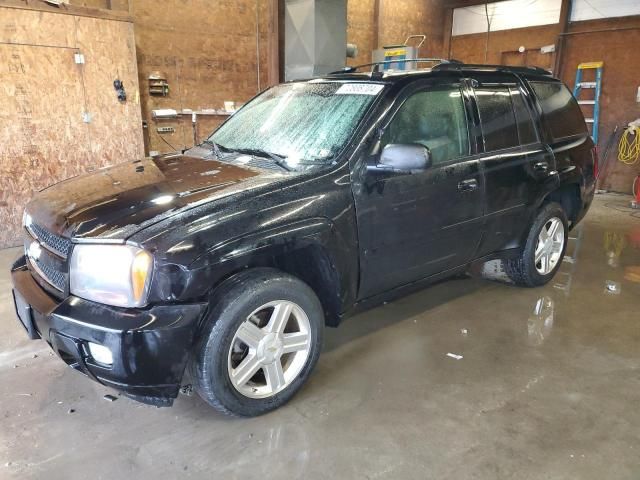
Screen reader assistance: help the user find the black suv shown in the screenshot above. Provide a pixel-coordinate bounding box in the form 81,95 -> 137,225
11,61 -> 595,416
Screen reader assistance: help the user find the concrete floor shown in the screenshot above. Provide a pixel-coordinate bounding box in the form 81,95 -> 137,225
1,193 -> 639,480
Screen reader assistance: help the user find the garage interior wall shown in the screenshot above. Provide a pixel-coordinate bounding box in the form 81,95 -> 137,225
0,1 -> 144,249
129,0 -> 276,155
3,0 -> 640,251
447,3 -> 640,194
347,0 -> 445,66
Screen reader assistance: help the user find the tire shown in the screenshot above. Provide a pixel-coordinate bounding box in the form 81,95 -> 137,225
190,268 -> 324,417
505,202 -> 568,287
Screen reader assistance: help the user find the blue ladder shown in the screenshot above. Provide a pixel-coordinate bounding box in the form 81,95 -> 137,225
573,61 -> 603,145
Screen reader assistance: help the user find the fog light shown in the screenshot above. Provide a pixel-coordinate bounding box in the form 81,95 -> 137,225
88,343 -> 113,366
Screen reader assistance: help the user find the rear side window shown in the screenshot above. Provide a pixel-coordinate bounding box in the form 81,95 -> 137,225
509,87 -> 538,145
530,81 -> 587,140
475,87 -> 519,151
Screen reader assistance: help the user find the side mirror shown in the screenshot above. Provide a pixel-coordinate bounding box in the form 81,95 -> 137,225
375,143 -> 432,173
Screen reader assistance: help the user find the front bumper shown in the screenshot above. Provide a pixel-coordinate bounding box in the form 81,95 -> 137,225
11,255 -> 207,406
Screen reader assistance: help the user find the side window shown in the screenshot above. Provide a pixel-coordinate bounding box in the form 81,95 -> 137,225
530,81 -> 588,140
381,87 -> 469,165
509,87 -> 538,145
475,87 -> 519,151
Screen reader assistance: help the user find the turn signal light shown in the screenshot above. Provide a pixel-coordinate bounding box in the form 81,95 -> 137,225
131,250 -> 153,303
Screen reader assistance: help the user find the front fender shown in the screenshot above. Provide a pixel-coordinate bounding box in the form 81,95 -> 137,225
192,217 -> 336,268
179,217 -> 358,315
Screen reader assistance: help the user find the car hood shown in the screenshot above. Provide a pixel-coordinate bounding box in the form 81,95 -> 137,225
26,150 -> 284,240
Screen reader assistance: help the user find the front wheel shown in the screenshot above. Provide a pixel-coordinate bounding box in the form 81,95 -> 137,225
190,268 -> 324,417
505,202 -> 568,287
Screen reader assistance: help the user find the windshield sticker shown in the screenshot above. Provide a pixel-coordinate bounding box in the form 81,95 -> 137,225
336,84 -> 384,95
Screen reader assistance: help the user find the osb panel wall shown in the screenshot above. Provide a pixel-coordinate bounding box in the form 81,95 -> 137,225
449,24 -> 559,66
75,16 -> 143,165
378,0 -> 443,58
450,16 -> 640,193
132,0 -> 274,154
560,16 -> 640,193
70,0 -> 129,10
347,0 -> 445,67
346,0 -> 375,65
0,6 -> 143,248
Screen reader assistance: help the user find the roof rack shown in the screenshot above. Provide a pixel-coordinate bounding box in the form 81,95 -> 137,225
432,63 -> 552,75
330,58 -> 461,75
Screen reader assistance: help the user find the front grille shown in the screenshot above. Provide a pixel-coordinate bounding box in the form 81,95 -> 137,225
27,222 -> 72,258
29,257 -> 66,291
25,222 -> 70,295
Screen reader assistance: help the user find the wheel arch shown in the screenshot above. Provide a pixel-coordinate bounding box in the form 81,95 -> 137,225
512,183 -> 580,250
543,182 -> 582,225
192,218 -> 351,327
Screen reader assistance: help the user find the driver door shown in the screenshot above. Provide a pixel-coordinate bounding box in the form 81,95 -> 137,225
352,82 -> 485,299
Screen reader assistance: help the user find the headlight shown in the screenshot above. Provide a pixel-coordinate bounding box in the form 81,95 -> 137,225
70,244 -> 153,308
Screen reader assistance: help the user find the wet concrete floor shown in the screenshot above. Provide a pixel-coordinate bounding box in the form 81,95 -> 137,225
0,193 -> 639,479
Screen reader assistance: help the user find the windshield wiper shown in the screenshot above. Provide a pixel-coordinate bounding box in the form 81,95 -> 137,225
201,139 -> 229,159
230,147 -> 293,172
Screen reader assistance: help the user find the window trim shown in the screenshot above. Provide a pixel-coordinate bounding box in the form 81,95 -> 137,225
509,85 -> 540,147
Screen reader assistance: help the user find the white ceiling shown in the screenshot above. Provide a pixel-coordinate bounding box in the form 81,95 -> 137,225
452,0 -> 562,36
452,0 -> 640,37
571,0 -> 640,21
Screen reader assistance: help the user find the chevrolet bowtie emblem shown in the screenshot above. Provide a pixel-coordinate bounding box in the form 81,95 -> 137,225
27,240 -> 42,261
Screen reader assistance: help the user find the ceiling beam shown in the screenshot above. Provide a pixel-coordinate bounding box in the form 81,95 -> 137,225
267,0 -> 281,86
372,0 -> 381,51
554,0 -> 572,76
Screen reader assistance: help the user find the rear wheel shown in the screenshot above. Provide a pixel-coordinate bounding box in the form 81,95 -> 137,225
505,202 -> 568,287
191,268 -> 324,417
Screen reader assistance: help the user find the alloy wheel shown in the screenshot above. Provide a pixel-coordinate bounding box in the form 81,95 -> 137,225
534,217 -> 565,275
227,300 -> 311,399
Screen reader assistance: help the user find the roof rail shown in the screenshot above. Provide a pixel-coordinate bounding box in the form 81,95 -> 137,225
330,58 -> 461,75
432,63 -> 552,75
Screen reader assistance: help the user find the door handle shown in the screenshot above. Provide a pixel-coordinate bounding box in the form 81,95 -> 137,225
457,178 -> 478,192
533,161 -> 549,172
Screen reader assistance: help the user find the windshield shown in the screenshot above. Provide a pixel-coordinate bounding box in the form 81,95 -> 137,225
208,82 -> 384,169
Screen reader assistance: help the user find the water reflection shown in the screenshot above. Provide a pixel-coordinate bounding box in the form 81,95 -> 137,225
552,224 -> 583,296
527,295 -> 554,346
226,422 -> 310,479
525,225 -> 583,346
604,231 -> 626,268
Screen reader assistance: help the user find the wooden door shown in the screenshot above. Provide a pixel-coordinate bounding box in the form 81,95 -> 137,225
0,44 -> 90,248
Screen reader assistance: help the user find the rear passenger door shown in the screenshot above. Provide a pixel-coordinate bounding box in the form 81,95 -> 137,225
468,75 -> 559,256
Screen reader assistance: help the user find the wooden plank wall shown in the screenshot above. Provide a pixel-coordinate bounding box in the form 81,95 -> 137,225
347,0 -> 445,67
449,24 -> 560,66
71,0 -> 129,10
0,3 -> 144,248
131,0 -> 276,154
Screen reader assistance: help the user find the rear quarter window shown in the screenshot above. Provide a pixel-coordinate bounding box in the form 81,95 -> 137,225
530,81 -> 587,140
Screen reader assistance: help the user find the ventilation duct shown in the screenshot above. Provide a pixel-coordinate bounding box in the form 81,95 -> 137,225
284,0 -> 347,81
